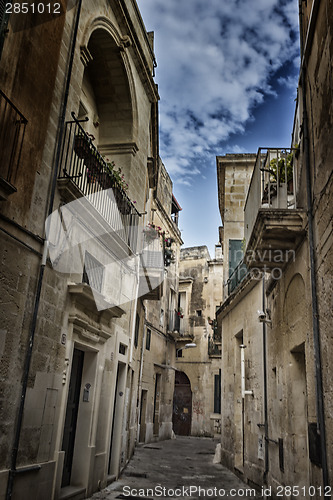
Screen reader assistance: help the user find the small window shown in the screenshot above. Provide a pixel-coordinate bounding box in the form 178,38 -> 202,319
160,308 -> 164,327
196,310 -> 202,317
134,314 -> 140,348
119,343 -> 126,355
78,101 -> 88,120
146,328 -> 151,350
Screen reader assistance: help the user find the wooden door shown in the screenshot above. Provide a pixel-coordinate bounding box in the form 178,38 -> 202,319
172,371 -> 192,435
61,349 -> 84,487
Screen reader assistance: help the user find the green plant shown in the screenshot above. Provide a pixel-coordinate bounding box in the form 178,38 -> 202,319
104,158 -> 129,192
269,151 -> 293,183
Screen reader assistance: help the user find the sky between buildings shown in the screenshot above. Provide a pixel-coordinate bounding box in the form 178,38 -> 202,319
136,0 -> 300,256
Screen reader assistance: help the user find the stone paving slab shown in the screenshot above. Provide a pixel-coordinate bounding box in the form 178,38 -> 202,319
88,437 -> 263,500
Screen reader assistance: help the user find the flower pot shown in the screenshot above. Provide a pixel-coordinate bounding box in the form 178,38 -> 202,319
85,155 -> 101,178
101,171 -> 114,189
74,134 -> 91,159
86,167 -> 97,184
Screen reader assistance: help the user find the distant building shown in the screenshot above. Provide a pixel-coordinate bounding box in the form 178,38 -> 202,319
173,245 -> 223,437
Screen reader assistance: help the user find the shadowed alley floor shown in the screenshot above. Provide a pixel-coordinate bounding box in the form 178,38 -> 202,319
88,436 -> 263,500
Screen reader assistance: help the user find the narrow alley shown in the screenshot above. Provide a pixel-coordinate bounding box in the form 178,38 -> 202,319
88,437 -> 263,500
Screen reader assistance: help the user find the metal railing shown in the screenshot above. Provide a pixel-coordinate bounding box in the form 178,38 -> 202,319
0,89 -> 27,185
58,113 -> 140,253
227,259 -> 249,295
208,335 -> 221,356
173,315 -> 194,337
244,148 -> 298,244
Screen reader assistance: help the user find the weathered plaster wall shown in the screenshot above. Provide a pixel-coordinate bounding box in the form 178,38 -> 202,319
176,246 -> 223,436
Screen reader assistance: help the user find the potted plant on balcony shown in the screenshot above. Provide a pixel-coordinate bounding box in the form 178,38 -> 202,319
85,150 -> 103,184
269,151 -> 294,193
143,223 -> 162,242
177,307 -> 184,319
104,159 -> 132,215
74,132 -> 95,159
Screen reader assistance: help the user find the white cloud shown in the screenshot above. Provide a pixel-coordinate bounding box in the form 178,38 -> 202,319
137,0 -> 299,180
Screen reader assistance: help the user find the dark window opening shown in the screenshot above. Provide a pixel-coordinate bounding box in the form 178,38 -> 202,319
214,370 -> 221,413
119,343 -> 126,355
134,314 -> 140,348
308,422 -> 322,466
196,310 -> 202,317
146,328 -> 151,350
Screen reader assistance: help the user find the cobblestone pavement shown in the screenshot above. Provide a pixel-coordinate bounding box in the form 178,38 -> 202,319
88,436 -> 263,500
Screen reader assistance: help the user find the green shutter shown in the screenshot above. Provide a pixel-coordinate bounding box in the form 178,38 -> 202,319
228,239 -> 243,277
0,0 -> 10,59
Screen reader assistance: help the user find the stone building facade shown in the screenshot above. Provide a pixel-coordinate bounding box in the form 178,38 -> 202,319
0,2 -> 182,499
136,159 -> 183,445
216,0 -> 333,495
173,246 -> 223,437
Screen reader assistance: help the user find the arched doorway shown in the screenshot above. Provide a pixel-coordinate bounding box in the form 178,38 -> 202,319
172,371 -> 192,436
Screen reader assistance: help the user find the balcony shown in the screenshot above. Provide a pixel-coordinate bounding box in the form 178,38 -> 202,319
208,322 -> 221,358
244,148 -> 306,270
0,90 -> 27,200
168,314 -> 194,344
57,113 -> 140,254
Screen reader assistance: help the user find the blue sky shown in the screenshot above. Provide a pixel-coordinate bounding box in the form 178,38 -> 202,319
136,0 -> 300,257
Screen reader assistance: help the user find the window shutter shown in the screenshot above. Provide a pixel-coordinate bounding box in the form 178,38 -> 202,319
0,0 -> 10,59
228,239 -> 243,277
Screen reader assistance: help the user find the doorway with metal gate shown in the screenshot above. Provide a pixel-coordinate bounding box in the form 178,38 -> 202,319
172,371 -> 192,436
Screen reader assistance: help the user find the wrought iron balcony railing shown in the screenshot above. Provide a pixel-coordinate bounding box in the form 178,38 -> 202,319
244,148 -> 298,244
58,113 -> 140,253
0,89 -> 27,191
173,314 -> 194,338
227,259 -> 249,295
208,335 -> 221,357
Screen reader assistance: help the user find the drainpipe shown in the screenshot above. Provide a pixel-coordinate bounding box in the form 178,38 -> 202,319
240,344 -> 254,468
5,2 -> 83,499
262,277 -> 269,483
298,0 -> 329,489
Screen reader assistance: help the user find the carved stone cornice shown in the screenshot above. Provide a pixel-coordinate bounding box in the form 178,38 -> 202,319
98,142 -> 139,157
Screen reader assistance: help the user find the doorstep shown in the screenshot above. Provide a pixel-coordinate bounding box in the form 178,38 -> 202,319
59,485 -> 86,500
